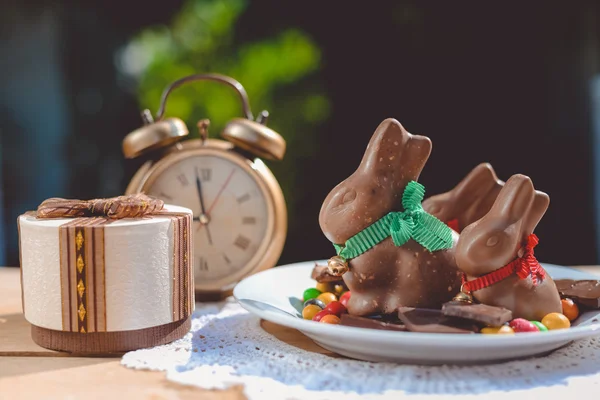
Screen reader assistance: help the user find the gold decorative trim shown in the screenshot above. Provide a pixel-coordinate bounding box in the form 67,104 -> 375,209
76,231 -> 84,251
77,279 -> 85,298
78,303 -> 86,321
76,255 -> 84,274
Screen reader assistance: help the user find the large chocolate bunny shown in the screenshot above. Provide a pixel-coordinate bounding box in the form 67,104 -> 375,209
455,174 -> 561,321
319,118 -> 461,316
422,163 -> 504,233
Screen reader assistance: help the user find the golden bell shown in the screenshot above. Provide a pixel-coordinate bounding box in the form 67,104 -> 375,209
452,291 -> 474,304
327,256 -> 349,276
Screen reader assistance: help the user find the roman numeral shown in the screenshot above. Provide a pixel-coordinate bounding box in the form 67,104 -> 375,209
237,193 -> 250,204
176,173 -> 189,186
234,235 -> 250,251
242,217 -> 256,225
196,257 -> 208,271
200,168 -> 212,182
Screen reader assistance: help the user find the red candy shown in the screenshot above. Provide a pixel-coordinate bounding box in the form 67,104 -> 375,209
324,301 -> 347,316
312,309 -> 333,322
339,291 -> 351,308
509,318 -> 540,333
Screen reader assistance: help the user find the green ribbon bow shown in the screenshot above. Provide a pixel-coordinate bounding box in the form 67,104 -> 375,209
333,181 -> 453,261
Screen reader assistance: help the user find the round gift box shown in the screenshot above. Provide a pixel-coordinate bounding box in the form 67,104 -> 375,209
18,205 -> 194,354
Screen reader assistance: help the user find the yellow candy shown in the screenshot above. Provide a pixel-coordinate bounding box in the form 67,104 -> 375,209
302,304 -> 322,320
541,312 -> 571,330
320,314 -> 341,324
334,284 -> 346,295
317,292 -> 337,305
480,327 -> 501,334
316,282 -> 333,293
497,325 -> 515,334
480,326 -> 514,334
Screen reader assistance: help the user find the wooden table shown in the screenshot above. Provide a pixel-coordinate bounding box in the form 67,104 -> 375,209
2,266 -> 599,399
0,267 -> 337,399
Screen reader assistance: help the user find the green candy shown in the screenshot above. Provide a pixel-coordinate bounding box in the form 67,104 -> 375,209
303,288 -> 322,301
531,321 -> 548,332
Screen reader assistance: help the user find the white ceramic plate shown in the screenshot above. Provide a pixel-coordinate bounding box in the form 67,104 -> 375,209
234,260 -> 600,365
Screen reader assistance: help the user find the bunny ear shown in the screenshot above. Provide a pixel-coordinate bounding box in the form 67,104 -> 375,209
486,174 -> 535,228
359,118 -> 432,183
520,190 -> 550,237
450,163 -> 504,203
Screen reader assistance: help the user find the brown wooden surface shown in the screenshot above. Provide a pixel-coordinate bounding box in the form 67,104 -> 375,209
0,267 -> 334,399
2,266 -> 599,399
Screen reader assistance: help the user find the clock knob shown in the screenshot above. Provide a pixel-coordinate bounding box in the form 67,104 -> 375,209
222,118 -> 286,161
122,117 -> 189,159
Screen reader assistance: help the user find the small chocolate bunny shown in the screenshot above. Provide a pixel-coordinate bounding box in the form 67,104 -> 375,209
422,163 -> 504,233
455,174 -> 561,321
319,118 -> 461,316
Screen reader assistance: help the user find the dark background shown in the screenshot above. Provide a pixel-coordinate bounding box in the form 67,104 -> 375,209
2,0 -> 599,267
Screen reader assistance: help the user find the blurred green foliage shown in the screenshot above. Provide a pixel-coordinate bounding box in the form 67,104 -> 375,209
123,0 -> 329,218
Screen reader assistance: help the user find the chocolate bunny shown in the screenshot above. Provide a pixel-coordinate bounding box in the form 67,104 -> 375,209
422,163 -> 504,233
455,174 -> 561,321
319,118 -> 461,316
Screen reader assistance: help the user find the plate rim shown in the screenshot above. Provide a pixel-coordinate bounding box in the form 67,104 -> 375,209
233,260 -> 600,345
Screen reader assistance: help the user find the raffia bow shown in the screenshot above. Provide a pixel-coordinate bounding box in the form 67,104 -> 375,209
36,194 -> 164,219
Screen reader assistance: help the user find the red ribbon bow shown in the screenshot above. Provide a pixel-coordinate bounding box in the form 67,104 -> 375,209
511,233 -> 545,285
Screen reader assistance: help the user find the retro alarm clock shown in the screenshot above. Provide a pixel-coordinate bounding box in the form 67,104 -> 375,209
122,73 -> 287,295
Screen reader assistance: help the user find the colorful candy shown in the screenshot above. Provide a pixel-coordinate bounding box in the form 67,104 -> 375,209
530,321 -> 548,332
320,314 -> 341,324
480,326 -> 514,334
541,312 -> 571,330
324,301 -> 347,316
302,304 -> 322,320
509,318 -> 539,333
303,298 -> 326,309
303,288 -> 321,301
561,298 -> 579,321
315,282 -> 333,293
480,326 -> 501,334
339,291 -> 351,307
313,309 -> 332,322
497,325 -> 515,334
303,280 -> 578,334
317,292 -> 337,305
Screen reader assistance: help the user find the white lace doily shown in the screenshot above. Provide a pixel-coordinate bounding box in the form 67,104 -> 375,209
121,298 -> 600,399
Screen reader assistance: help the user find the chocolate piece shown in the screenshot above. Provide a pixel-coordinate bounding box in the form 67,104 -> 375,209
397,307 -> 478,334
319,119 -> 461,316
422,163 -> 504,232
455,175 -> 561,321
555,279 -> 577,292
441,301 -> 512,326
340,313 -> 407,331
555,279 -> 600,309
311,263 -> 344,283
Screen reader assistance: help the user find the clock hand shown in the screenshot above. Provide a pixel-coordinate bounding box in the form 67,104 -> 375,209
207,169 -> 236,215
195,167 -> 213,245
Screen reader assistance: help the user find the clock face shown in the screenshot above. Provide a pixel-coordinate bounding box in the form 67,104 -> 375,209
144,152 -> 272,288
